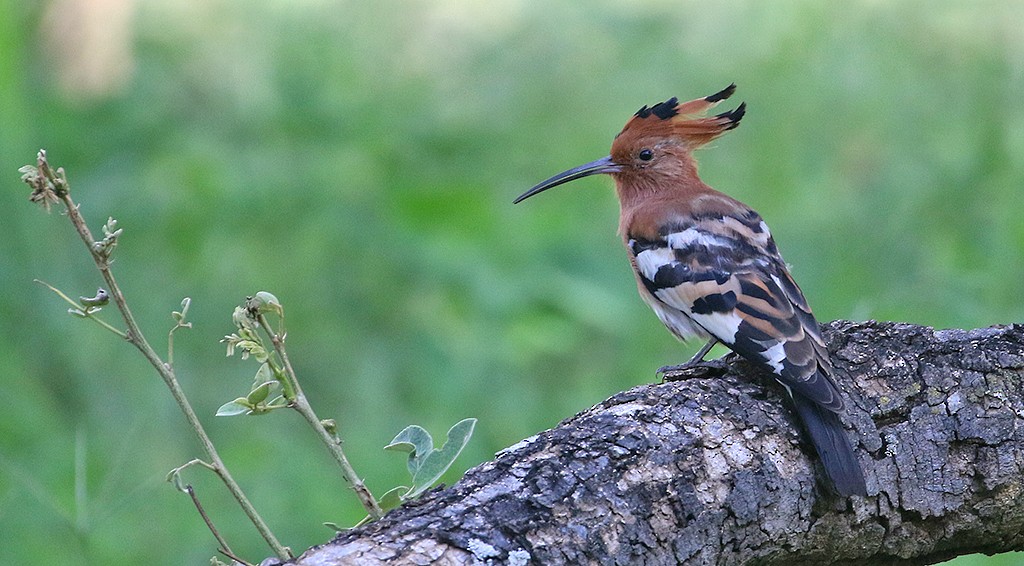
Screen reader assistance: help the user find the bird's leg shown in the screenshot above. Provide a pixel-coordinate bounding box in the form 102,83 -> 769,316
689,337 -> 719,364
657,338 -> 719,377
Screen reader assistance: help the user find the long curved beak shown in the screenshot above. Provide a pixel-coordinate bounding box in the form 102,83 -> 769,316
513,156 -> 621,204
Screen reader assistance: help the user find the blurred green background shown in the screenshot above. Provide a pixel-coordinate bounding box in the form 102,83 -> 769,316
1,0 -> 1023,564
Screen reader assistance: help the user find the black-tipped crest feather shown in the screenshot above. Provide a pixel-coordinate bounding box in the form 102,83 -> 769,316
635,97 -> 680,120
717,102 -> 746,130
705,83 -> 737,103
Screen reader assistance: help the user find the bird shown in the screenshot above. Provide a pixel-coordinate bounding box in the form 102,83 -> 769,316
513,84 -> 867,497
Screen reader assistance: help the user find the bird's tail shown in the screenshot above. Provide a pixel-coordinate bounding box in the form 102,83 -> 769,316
789,393 -> 867,496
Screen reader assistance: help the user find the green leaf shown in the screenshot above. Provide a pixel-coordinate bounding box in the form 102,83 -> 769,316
247,381 -> 273,404
377,485 -> 411,511
216,399 -> 251,416
251,291 -> 283,316
407,418 -> 476,499
265,395 -> 287,408
251,346 -> 269,364
253,362 -> 274,387
172,298 -> 192,326
384,425 -> 434,477
231,305 -> 254,331
167,469 -> 187,493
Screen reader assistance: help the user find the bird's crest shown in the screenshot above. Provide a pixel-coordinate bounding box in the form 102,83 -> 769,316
619,84 -> 746,148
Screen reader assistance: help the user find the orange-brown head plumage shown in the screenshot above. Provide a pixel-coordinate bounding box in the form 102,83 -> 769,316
609,85 -> 746,193
513,85 -> 745,205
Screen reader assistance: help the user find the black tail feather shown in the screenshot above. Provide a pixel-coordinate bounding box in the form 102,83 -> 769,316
789,393 -> 867,496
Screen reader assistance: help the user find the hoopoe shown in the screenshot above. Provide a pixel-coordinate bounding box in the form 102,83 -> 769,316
514,85 -> 867,497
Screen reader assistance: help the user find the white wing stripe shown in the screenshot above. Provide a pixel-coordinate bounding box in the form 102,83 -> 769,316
634,247 -> 676,281
666,228 -> 733,250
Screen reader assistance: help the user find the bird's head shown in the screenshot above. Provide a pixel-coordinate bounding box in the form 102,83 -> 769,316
514,85 -> 745,204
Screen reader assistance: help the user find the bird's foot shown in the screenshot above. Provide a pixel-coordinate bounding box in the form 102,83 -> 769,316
658,358 -> 729,382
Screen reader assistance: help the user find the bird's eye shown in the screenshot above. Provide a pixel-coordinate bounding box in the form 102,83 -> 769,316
638,148 -> 654,161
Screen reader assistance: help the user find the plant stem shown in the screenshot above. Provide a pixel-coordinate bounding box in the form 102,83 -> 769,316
257,314 -> 384,520
184,483 -> 249,566
33,279 -> 127,339
56,191 -> 292,560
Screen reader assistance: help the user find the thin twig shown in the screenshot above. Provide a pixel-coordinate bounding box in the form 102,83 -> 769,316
184,484 -> 249,565
34,279 -> 127,338
256,314 -> 384,520
167,299 -> 191,367
218,548 -> 253,566
26,153 -> 291,560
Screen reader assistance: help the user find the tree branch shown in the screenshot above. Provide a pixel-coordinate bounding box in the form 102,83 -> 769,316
288,320 -> 1024,565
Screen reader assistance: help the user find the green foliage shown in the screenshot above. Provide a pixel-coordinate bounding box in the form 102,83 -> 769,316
219,296 -> 297,416
2,1 -> 1023,564
383,418 -> 477,506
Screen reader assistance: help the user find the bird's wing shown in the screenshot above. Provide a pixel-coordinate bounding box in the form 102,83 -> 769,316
628,208 -> 844,412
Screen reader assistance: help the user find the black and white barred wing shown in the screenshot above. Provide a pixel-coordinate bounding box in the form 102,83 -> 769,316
629,211 -> 844,412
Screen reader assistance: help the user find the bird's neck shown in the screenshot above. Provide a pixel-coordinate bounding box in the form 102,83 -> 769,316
614,168 -> 720,239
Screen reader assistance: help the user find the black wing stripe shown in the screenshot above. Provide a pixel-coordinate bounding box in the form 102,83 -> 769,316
647,261 -> 730,290
738,277 -> 775,304
691,291 -> 737,315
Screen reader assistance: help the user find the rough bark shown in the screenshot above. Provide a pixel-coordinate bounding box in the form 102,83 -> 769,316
290,321 -> 1024,565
